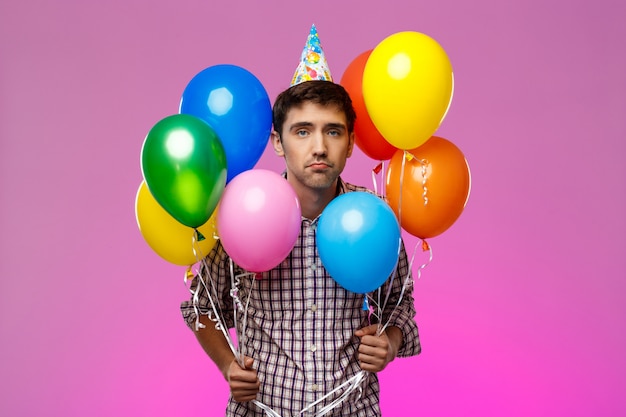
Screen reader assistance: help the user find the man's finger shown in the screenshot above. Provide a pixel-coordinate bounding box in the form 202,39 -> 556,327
355,324 -> 378,337
243,357 -> 255,369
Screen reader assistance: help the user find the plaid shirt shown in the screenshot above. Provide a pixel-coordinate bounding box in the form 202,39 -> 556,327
180,179 -> 421,417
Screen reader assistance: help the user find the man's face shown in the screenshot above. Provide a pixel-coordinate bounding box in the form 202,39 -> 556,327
272,101 -> 354,192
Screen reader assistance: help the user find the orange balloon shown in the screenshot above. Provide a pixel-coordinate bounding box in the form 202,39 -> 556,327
340,50 -> 397,160
385,136 -> 471,238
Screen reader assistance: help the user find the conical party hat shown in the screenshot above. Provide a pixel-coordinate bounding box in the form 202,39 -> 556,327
290,24 -> 333,86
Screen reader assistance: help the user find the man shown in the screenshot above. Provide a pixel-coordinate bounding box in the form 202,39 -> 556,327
180,80 -> 421,416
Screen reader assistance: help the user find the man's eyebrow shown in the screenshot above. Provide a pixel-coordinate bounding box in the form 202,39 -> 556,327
288,121 -> 314,131
288,121 -> 347,131
325,122 -> 346,130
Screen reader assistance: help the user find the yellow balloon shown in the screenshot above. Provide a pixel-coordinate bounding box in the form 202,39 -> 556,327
363,31 -> 454,150
135,181 -> 218,265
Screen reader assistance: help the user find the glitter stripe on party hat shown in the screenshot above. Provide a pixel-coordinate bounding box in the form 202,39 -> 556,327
290,24 -> 333,86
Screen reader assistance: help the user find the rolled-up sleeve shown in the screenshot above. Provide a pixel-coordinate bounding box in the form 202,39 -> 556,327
380,239 -> 421,357
180,241 -> 235,331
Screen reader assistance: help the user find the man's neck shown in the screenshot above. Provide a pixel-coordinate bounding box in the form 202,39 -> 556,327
291,179 -> 340,220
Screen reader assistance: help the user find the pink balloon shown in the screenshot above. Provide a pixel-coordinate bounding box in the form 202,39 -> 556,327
217,169 -> 302,273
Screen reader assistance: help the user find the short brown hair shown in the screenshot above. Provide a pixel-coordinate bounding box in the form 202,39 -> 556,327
272,80 -> 356,137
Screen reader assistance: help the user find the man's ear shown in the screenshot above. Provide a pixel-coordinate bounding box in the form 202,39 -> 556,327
271,130 -> 285,156
346,132 -> 355,158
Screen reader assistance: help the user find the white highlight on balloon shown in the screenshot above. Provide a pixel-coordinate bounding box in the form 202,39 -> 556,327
207,87 -> 233,116
341,209 -> 364,232
387,52 -> 412,80
243,187 -> 266,213
165,129 -> 195,159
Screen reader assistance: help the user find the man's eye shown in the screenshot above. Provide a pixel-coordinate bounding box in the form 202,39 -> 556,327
296,130 -> 309,137
328,130 -> 340,136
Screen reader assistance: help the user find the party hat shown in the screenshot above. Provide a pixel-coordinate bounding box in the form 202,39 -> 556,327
290,24 -> 333,86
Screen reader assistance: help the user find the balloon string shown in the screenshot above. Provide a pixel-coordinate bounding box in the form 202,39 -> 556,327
360,246 -> 401,335
367,159 -> 391,331
189,231 -> 227,334
253,400 -> 283,417
235,272 -> 278,417
229,259 -> 257,367
195,261 -> 235,344
300,371 -> 367,416
409,239 -> 433,280
370,161 -> 385,196
192,261 -> 280,416
188,234 -> 281,416
189,230 -> 229,335
420,159 -> 429,206
373,256 -> 399,335
378,240 -> 432,335
229,259 -> 244,366
186,234 -> 211,332
403,151 -> 429,206
366,153 -> 408,335
399,152 -> 407,228
191,229 -> 211,267
366,154 -> 433,341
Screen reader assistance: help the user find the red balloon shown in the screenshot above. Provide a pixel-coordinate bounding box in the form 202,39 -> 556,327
385,136 -> 471,239
340,51 -> 397,160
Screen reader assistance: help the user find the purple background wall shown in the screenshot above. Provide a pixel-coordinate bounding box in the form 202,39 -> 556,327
1,0 -> 624,416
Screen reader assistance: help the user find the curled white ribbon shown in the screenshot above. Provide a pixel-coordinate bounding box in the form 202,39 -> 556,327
188,236 -> 281,416
379,239 -> 432,335
300,371 -> 367,416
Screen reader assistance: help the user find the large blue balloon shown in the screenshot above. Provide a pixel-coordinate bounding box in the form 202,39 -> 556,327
179,65 -> 272,183
316,192 -> 401,294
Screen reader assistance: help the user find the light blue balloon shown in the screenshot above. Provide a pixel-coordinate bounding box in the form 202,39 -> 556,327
316,192 -> 401,294
179,65 -> 272,183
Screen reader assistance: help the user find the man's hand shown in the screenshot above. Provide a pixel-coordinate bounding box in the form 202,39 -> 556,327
355,324 -> 402,373
225,356 -> 260,402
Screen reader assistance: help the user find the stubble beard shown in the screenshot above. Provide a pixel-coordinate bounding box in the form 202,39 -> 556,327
293,167 -> 340,191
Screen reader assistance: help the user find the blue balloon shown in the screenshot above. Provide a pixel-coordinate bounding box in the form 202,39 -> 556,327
180,65 -> 272,183
316,192 -> 401,294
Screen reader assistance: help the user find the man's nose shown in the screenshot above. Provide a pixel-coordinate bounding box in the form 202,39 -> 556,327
311,132 -> 327,156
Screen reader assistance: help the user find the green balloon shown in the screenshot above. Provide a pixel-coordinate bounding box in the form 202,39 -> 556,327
141,114 -> 227,228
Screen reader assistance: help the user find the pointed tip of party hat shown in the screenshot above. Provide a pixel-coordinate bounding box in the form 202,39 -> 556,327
290,24 -> 333,86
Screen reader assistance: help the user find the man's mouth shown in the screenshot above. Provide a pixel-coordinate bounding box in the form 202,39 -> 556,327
308,162 -> 331,170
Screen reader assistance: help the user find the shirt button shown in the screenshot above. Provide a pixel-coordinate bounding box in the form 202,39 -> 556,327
310,304 -> 317,312
310,263 -> 317,271
310,345 -> 317,352
311,384 -> 318,391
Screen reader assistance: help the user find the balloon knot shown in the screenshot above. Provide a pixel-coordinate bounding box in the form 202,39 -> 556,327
422,239 -> 430,252
195,229 -> 206,241
185,267 -> 195,281
372,162 -> 383,174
